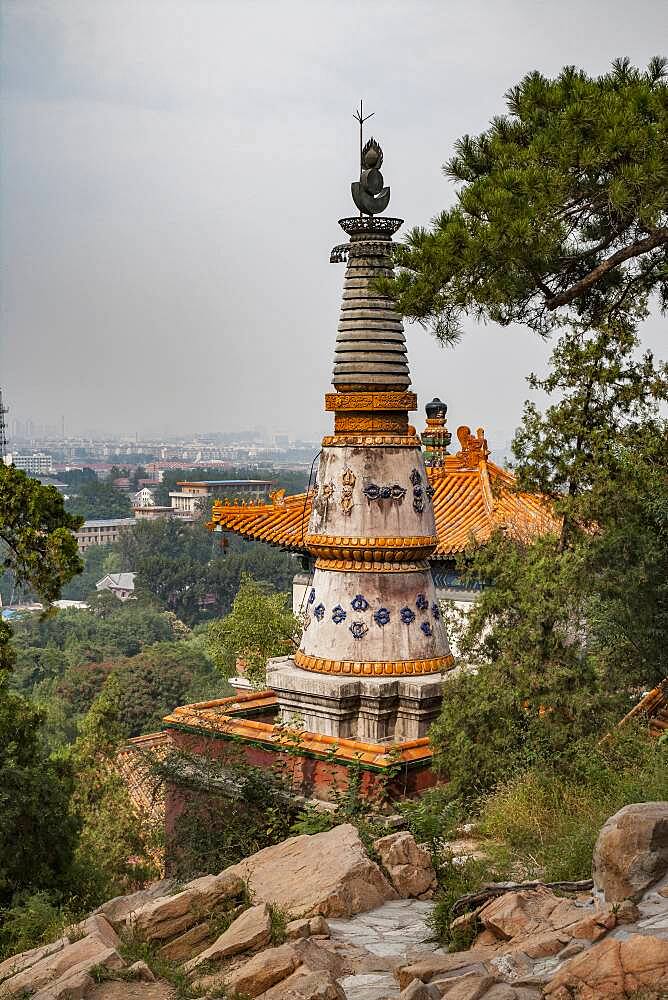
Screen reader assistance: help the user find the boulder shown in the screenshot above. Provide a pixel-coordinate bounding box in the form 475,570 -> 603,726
396,948 -> 496,989
287,918 -> 312,940
127,959 -> 156,981
373,832 -> 437,898
128,870 -> 243,941
157,920 -> 212,961
593,802 -> 668,902
96,879 -> 176,928
0,937 -> 70,984
31,969 -> 94,1000
68,915 -> 120,951
478,888 -> 613,951
479,889 -> 574,941
399,979 -> 441,999
184,903 -> 272,970
544,933 -> 668,999
435,973 -> 494,999
258,968 -> 346,999
308,916 -> 330,937
224,943 -> 301,998
224,824 -> 397,918
2,935 -> 124,997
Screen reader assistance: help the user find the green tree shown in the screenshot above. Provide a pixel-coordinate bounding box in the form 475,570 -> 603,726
65,480 -> 132,520
206,577 -> 298,688
69,678 -> 158,903
431,322 -> 668,803
0,466 -> 82,670
384,58 -> 668,340
111,640 -> 219,736
0,676 -> 78,906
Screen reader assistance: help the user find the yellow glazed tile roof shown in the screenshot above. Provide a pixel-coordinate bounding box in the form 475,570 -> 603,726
207,444 -> 558,559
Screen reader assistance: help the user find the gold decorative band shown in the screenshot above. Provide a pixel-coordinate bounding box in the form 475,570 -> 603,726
321,434 -> 421,448
315,558 -> 430,573
305,533 -> 438,562
294,650 -> 455,676
335,413 -> 408,434
325,391 -> 417,412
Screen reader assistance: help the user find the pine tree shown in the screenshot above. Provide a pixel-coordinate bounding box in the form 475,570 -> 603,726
384,58 -> 668,341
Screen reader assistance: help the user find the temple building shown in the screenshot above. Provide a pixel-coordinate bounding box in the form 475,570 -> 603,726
161,130 -> 555,802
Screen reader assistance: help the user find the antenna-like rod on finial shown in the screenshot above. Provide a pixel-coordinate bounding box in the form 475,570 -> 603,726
353,100 -> 375,216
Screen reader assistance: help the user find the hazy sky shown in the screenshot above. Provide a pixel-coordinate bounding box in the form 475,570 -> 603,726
2,0 -> 666,448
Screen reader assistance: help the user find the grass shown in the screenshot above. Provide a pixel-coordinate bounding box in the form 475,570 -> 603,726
116,928 -> 202,999
424,726 -> 668,945
478,727 -> 668,883
0,892 -> 88,963
267,904 -> 287,946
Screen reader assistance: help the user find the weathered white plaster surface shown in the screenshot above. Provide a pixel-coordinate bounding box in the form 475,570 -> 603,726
300,568 -> 449,665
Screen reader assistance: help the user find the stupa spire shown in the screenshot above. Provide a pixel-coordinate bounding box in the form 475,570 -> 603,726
267,115 -> 452,742
330,129 -> 410,390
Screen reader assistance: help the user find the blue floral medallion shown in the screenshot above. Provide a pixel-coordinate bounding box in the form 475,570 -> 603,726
308,588 -> 316,605
415,593 -> 429,611
420,621 -> 433,637
332,605 -> 347,624
349,621 -> 369,640
400,606 -> 416,625
351,594 -> 369,612
373,607 -> 391,627
314,603 -> 325,621
431,602 -> 441,620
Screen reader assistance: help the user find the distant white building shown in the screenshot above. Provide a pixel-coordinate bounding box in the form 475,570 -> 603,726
133,487 -> 156,507
96,572 -> 136,601
6,452 -> 55,475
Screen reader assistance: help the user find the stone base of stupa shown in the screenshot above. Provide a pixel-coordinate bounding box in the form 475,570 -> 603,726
267,655 -> 444,742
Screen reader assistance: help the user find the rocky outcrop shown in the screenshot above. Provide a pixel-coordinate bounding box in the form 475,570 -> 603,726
373,831 -> 437,898
286,916 -> 331,940
225,942 -> 301,997
544,933 -> 668,998
2,812 -> 668,1000
1,926 -> 124,997
225,823 -> 397,918
184,902 -> 272,970
156,919 -> 212,961
593,801 -> 668,901
96,879 -> 176,928
127,870 -> 244,941
259,968 -> 346,999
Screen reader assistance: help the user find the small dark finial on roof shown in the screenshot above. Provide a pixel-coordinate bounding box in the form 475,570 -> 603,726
426,398 -> 448,422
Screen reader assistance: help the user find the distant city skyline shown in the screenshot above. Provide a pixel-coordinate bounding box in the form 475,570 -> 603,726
2,1 -> 666,447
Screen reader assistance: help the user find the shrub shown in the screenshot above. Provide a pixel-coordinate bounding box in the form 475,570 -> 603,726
479,725 -> 667,883
0,891 -> 81,960
157,748 -> 294,879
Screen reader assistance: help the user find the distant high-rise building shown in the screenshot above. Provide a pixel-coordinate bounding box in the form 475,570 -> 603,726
0,390 -> 8,461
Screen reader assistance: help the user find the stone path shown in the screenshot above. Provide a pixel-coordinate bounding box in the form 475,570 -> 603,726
329,899 -> 438,999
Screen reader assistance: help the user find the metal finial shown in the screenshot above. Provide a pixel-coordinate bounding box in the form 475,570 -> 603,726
351,102 -> 390,216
